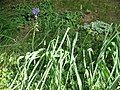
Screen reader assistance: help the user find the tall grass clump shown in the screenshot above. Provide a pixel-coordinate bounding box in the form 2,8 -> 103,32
9,28 -> 82,90
9,23 -> 120,90
83,24 -> 120,90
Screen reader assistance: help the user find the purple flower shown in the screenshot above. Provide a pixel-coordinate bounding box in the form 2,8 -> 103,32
32,8 -> 40,15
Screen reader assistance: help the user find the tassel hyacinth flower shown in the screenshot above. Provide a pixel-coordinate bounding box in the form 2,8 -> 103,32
32,8 -> 40,22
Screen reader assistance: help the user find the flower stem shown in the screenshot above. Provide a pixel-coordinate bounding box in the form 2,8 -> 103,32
32,28 -> 35,51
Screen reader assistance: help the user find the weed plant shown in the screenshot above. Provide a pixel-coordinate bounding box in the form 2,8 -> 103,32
0,0 -> 120,90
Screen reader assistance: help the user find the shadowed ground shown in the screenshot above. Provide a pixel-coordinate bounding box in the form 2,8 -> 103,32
52,0 -> 120,23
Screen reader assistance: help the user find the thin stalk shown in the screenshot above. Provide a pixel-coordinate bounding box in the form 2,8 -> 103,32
32,22 -> 39,51
32,28 -> 36,51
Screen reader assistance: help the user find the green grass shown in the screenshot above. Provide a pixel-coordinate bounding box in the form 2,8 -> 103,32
0,0 -> 120,90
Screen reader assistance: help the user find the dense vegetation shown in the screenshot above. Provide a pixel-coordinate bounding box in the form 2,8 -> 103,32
0,0 -> 120,90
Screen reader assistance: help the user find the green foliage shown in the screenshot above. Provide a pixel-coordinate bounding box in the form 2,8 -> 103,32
0,1 -> 120,90
0,0 -> 83,53
0,52 -> 19,89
